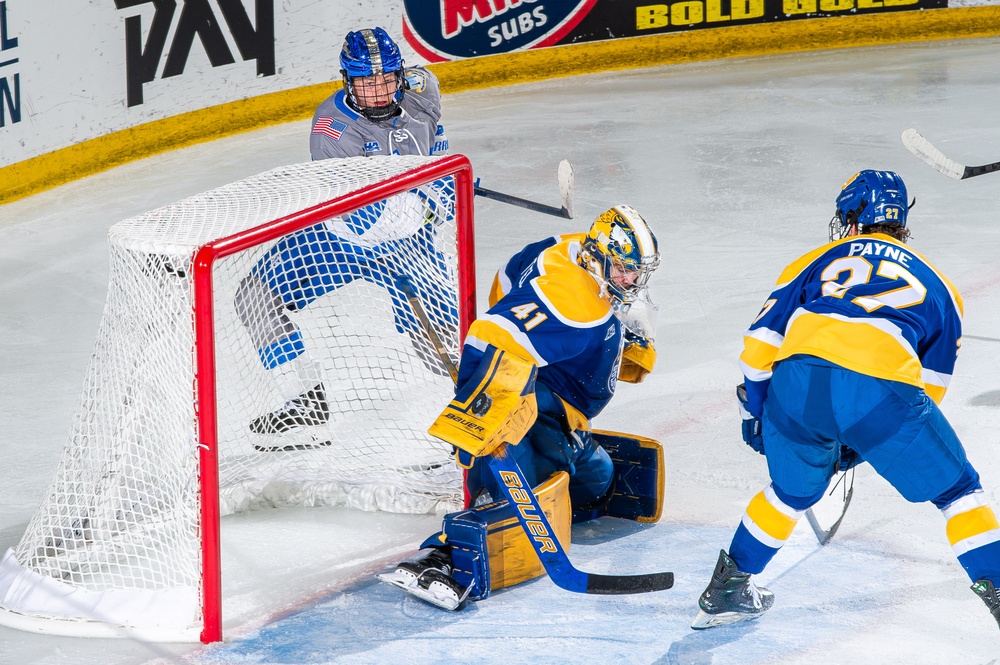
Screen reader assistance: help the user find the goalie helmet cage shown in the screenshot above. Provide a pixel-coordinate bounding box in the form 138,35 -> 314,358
0,154 -> 476,643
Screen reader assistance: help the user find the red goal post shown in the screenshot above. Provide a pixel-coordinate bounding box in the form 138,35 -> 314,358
193,155 -> 476,642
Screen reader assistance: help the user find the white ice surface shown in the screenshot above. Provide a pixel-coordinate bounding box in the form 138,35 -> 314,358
2,37 -> 1000,664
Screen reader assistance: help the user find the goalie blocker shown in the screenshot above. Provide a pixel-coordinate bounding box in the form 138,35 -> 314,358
378,429 -> 664,608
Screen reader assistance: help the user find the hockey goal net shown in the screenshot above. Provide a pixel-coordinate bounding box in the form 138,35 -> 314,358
0,154 -> 475,642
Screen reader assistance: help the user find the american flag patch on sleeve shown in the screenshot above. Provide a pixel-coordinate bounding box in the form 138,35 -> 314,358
312,116 -> 347,141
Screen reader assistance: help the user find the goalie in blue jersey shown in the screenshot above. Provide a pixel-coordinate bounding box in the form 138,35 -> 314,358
377,205 -> 663,610
691,170 -> 1000,632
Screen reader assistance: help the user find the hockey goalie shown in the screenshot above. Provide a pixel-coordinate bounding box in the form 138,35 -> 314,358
378,204 -> 666,610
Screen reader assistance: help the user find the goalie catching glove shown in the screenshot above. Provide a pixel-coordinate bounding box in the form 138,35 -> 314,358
428,345 -> 538,467
619,330 -> 656,384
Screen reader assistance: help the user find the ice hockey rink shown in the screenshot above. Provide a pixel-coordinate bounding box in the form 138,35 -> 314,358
2,36 -> 1000,665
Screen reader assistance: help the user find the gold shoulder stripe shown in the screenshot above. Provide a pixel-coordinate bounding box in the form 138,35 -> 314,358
534,240 -> 610,325
774,241 -> 849,287
466,319 -> 539,366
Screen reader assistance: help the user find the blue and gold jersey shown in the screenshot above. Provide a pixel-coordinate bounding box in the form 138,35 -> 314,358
740,233 -> 964,413
457,233 -> 624,423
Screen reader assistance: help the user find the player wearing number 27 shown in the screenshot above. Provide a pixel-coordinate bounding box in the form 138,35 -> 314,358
377,205 -> 662,610
692,170 -> 1000,631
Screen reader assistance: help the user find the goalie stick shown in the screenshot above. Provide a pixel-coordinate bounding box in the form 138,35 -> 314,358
396,275 -> 675,596
901,129 -> 1000,180
474,160 -> 575,219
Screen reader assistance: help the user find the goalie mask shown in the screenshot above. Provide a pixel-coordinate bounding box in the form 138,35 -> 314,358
340,27 -> 405,123
580,205 -> 660,310
829,169 -> 910,242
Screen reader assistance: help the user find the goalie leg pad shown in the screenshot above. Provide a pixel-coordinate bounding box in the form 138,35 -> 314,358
442,470 -> 572,600
438,513 -> 491,602
572,430 -> 664,523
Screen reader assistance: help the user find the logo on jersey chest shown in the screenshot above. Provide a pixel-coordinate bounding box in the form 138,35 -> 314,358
364,140 -> 382,153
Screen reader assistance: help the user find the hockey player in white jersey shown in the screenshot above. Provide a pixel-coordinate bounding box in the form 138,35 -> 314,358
310,27 -> 448,159
235,28 -> 456,439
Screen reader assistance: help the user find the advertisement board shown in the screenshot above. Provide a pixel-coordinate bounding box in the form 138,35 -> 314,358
0,0 -> 997,204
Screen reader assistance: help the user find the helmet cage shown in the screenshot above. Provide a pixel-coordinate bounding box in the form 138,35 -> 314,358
828,201 -> 865,242
339,27 -> 405,122
342,70 -> 404,122
829,170 -> 908,242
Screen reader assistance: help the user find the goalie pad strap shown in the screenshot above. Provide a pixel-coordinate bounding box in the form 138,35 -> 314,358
429,345 -> 538,459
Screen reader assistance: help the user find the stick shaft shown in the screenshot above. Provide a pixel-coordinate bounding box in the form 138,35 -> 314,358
474,186 -> 571,218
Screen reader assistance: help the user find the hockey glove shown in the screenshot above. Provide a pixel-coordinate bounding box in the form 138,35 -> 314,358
619,331 -> 656,384
454,447 -> 476,469
736,383 -> 764,455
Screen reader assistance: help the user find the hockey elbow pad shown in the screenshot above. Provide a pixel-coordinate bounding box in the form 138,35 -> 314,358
429,345 -> 538,458
619,338 -> 656,384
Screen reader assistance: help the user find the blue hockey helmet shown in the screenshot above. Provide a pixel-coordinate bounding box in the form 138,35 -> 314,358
339,27 -> 405,122
580,205 -> 660,309
829,170 -> 910,242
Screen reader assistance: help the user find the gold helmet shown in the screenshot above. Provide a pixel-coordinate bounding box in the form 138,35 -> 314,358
580,204 -> 660,308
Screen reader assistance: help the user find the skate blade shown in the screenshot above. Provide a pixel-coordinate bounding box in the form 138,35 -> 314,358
376,571 -> 464,611
690,609 -> 763,630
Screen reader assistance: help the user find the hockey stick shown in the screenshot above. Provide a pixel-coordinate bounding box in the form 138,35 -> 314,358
396,273 -> 459,384
397,275 -> 674,595
804,468 -> 855,546
474,160 -> 575,219
901,129 -> 1000,180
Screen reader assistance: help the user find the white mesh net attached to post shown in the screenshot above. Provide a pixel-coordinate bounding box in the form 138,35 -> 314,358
0,155 -> 470,640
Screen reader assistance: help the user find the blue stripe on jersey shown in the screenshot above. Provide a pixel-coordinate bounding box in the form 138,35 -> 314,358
342,201 -> 387,236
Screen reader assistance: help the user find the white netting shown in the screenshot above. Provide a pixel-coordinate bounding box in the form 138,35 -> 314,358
0,156 -> 468,639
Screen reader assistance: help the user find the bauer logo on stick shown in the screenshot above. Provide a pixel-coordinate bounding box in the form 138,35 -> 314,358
498,469 -> 559,553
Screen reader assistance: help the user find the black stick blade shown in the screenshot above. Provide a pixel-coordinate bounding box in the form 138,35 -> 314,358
585,571 -> 674,595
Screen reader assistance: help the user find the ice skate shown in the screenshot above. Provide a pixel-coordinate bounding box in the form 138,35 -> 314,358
377,548 -> 470,611
249,384 -> 329,434
971,579 -> 1000,631
691,549 -> 774,629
